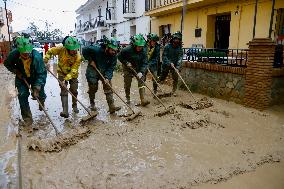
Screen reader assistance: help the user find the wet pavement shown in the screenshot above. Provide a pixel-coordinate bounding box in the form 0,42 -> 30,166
0,61 -> 284,189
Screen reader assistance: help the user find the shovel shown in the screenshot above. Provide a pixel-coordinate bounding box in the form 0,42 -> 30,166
23,78 -> 91,152
46,68 -> 97,123
91,62 -> 141,121
146,68 -> 172,98
129,67 -> 175,117
171,64 -> 213,110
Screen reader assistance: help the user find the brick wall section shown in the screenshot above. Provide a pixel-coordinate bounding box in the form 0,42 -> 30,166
183,62 -> 246,75
244,38 -> 275,110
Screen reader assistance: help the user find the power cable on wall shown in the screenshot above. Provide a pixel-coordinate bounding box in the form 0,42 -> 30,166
7,0 -> 73,13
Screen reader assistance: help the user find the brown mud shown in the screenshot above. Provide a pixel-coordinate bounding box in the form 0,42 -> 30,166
0,62 -> 284,188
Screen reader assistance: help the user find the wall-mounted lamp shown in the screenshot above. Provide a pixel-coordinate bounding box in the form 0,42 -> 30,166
235,5 -> 240,15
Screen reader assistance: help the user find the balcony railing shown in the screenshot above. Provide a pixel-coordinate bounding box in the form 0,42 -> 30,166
183,48 -> 248,67
145,0 -> 181,11
76,19 -> 108,34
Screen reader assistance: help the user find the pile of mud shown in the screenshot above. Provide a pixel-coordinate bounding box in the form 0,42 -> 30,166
181,116 -> 225,129
179,97 -> 213,110
27,126 -> 91,152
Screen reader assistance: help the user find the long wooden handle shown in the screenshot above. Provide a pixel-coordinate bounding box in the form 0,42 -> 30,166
147,68 -> 164,93
23,79 -> 60,136
171,64 -> 196,102
46,68 -> 92,115
91,63 -> 135,114
129,67 -> 167,109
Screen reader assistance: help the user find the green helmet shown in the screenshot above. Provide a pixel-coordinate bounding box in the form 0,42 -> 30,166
147,33 -> 159,42
131,34 -> 146,47
15,37 -> 33,53
64,36 -> 80,50
107,37 -> 119,50
172,31 -> 182,40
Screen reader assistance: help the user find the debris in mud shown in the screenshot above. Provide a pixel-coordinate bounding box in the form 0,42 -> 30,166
250,111 -> 269,117
156,92 -> 173,99
27,126 -> 92,152
154,106 -> 175,117
181,116 -> 225,130
179,97 -> 213,110
210,109 -> 232,118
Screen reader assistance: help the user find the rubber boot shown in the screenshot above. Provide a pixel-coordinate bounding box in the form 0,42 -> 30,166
139,88 -> 150,106
60,96 -> 69,118
153,83 -> 158,95
89,99 -> 96,111
125,90 -> 131,104
21,108 -> 33,126
106,93 -> 121,114
38,99 -> 45,111
72,96 -> 79,113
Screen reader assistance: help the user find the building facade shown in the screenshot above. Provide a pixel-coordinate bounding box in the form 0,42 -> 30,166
75,0 -> 150,45
145,0 -> 284,49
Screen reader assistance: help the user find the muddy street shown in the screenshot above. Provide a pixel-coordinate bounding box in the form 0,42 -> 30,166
0,61 -> 284,189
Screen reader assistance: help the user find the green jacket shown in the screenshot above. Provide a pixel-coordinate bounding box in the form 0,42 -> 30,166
117,45 -> 148,73
162,43 -> 183,69
4,49 -> 47,88
82,45 -> 117,81
146,44 -> 160,72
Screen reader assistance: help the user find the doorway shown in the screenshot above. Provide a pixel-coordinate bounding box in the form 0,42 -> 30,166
214,14 -> 231,49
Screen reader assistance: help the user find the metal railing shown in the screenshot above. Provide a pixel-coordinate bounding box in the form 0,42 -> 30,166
146,0 -> 181,11
183,48 -> 248,67
76,18 -> 107,33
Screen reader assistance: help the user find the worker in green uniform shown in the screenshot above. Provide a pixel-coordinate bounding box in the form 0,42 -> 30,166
145,33 -> 160,94
82,37 -> 121,113
118,34 -> 150,106
159,31 -> 183,96
4,36 -> 47,125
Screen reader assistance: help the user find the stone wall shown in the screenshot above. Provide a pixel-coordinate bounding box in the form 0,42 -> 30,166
181,62 -> 245,104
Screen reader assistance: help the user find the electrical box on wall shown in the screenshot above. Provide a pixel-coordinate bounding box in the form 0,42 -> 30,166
195,28 -> 202,37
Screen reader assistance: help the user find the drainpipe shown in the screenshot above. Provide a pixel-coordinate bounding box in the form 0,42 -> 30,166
181,0 -> 186,33
252,0 -> 258,38
268,0 -> 276,39
3,0 -> 11,49
150,19 -> 152,33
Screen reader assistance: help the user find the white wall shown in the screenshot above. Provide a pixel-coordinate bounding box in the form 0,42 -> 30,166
75,0 -> 150,44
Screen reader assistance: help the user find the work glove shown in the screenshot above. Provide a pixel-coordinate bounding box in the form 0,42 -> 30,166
126,62 -> 132,68
64,73 -> 72,81
137,72 -> 143,79
32,86 -> 40,99
13,69 -> 24,79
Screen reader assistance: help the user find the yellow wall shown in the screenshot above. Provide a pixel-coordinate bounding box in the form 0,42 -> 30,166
150,0 -> 284,49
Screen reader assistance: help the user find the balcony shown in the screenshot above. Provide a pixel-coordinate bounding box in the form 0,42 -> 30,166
145,0 -> 227,17
97,20 -> 109,31
76,19 -> 109,34
106,6 -> 117,24
123,0 -> 136,19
